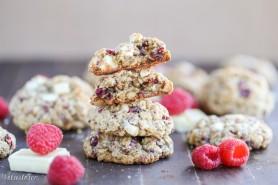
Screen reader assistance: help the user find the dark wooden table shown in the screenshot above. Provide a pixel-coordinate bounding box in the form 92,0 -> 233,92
0,62 -> 277,185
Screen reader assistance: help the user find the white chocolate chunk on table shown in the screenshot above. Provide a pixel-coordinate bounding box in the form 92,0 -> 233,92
8,148 -> 70,174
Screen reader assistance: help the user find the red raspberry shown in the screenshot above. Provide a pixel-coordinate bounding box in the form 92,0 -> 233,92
0,97 -> 9,120
191,99 -> 199,109
48,155 -> 85,185
219,138 -> 250,167
27,123 -> 63,155
160,88 -> 195,115
191,144 -> 221,170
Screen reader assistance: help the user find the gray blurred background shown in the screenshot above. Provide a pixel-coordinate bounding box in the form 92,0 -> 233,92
0,0 -> 277,63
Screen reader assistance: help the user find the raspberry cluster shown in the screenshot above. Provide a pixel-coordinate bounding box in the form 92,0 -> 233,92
191,138 -> 250,170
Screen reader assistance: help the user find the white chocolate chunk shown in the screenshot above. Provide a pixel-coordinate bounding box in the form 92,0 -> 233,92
173,114 -> 191,133
129,33 -> 143,43
54,82 -> 70,94
139,70 -> 151,78
173,109 -> 206,133
185,109 -> 206,124
117,43 -> 135,56
8,148 -> 70,174
124,121 -> 139,136
25,76 -> 47,91
41,93 -> 58,102
100,55 -> 118,70
103,55 -> 113,64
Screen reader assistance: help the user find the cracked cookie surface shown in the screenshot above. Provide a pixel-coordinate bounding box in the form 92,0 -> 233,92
88,99 -> 173,138
201,67 -> 274,117
91,69 -> 173,106
89,33 -> 171,75
10,75 -> 92,131
0,127 -> 16,158
187,114 -> 273,150
83,131 -> 173,164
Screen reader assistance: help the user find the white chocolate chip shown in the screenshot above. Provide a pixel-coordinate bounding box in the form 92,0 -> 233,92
101,55 -> 118,70
103,55 -> 113,64
129,33 -> 143,43
120,104 -> 129,112
173,113 -> 192,133
41,93 -> 58,102
124,121 -> 139,136
25,76 -> 47,91
117,43 -> 134,56
185,109 -> 206,124
173,109 -> 207,133
211,122 -> 224,131
139,70 -> 150,78
54,82 -> 70,94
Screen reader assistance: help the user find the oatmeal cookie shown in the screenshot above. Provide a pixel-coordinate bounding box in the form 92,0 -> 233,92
223,55 -> 278,86
83,131 -> 173,164
89,33 -> 171,75
164,62 -> 208,100
91,69 -> 173,106
187,114 -> 273,150
201,67 -> 274,117
88,99 -> 173,138
9,75 -> 92,131
0,127 -> 16,158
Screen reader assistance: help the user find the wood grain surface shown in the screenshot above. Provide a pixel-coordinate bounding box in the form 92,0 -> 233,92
0,62 -> 277,185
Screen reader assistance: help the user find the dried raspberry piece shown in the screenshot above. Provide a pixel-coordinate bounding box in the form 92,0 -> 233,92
150,47 -> 165,61
48,155 -> 85,185
191,144 -> 221,170
90,135 -> 99,147
27,123 -> 63,155
238,81 -> 251,98
162,115 -> 169,120
160,88 -> 195,115
95,88 -> 114,100
219,138 -> 250,167
0,97 -> 9,120
4,134 -> 14,149
128,106 -> 141,113
95,88 -> 107,97
106,49 -> 116,56
142,40 -> 149,48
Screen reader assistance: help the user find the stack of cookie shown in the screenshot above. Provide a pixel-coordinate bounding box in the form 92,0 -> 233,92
83,33 -> 174,164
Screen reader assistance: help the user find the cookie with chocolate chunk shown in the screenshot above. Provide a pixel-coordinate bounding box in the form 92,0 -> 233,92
83,131 -> 173,164
89,33 -> 171,75
91,69 -> 173,106
223,55 -> 278,86
187,114 -> 272,150
201,67 -> 274,117
0,127 -> 16,158
9,75 -> 92,131
88,99 -> 173,138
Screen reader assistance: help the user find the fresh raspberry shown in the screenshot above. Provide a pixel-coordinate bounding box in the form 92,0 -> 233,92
48,155 -> 85,185
160,88 -> 195,115
219,138 -> 250,167
0,97 -> 9,120
27,123 -> 63,155
191,99 -> 199,109
191,144 -> 221,170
